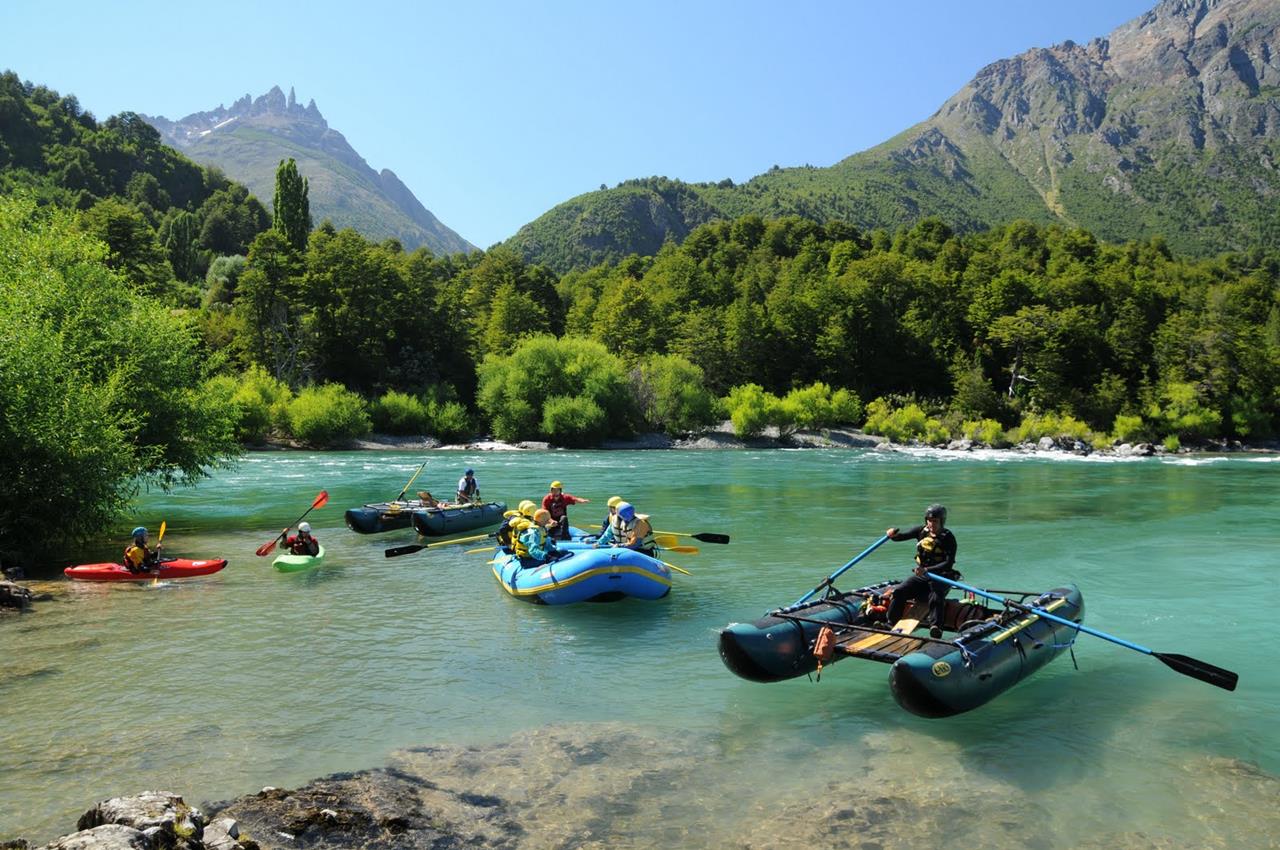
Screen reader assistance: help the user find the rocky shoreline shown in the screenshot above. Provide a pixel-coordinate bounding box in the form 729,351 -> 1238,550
251,422 -> 1280,455
9,723 -> 1277,850
244,419 -> 1274,458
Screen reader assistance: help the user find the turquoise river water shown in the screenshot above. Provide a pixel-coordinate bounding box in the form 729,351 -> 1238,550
3,448 -> 1278,847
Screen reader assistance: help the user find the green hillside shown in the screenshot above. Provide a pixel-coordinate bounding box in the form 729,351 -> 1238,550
508,0 -> 1280,273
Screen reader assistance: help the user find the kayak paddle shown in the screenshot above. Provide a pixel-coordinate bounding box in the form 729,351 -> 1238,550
790,534 -> 890,608
256,490 -> 329,556
925,572 -> 1239,692
150,520 -> 167,585
384,531 -> 496,558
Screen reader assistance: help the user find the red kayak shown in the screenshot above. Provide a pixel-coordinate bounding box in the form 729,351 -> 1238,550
64,558 -> 228,582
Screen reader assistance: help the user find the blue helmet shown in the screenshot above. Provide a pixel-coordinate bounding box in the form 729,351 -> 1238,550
616,502 -> 635,522
132,526 -> 147,539
465,468 -> 474,475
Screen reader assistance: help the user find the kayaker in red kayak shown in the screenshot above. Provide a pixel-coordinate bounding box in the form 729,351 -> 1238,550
280,521 -> 320,556
123,526 -> 161,574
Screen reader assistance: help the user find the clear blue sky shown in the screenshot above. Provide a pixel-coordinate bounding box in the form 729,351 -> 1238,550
4,0 -> 1157,248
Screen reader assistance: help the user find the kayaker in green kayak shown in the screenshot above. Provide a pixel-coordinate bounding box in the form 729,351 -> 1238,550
279,521 -> 320,557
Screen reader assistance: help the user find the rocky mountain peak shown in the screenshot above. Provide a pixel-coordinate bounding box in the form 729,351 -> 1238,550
140,86 -> 474,255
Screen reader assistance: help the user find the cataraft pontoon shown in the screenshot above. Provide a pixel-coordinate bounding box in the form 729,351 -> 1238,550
719,576 -> 1086,717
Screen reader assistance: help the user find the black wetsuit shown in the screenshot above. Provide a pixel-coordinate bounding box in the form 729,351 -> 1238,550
884,525 -> 959,630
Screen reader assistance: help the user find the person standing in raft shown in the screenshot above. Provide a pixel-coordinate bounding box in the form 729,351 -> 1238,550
456,468 -> 480,504
884,503 -> 959,639
597,502 -> 656,557
123,526 -> 161,574
280,521 -> 320,556
541,480 -> 589,540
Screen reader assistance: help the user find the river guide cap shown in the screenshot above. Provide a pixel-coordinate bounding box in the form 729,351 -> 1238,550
550,481 -> 562,489
607,496 -> 623,508
924,503 -> 947,521
616,502 -> 635,522
132,526 -> 147,539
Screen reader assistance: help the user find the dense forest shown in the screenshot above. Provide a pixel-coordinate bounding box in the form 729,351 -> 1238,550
3,73 -> 1279,560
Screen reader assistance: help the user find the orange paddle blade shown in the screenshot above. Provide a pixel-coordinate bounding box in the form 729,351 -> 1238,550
255,539 -> 278,557
313,490 -> 329,509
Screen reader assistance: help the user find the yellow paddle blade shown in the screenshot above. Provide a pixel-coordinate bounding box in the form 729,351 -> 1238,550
158,520 -> 167,543
661,545 -> 699,554
465,546 -> 497,554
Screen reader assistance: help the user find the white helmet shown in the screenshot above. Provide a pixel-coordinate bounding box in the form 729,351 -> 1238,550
298,521 -> 312,534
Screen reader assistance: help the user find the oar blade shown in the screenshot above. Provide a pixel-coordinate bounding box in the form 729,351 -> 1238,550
384,543 -> 427,558
312,490 -> 330,510
691,532 -> 730,544
255,539 -> 278,557
1154,652 -> 1239,692
664,545 -> 699,554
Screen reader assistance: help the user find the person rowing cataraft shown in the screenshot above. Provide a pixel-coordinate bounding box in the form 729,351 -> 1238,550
884,503 -> 959,638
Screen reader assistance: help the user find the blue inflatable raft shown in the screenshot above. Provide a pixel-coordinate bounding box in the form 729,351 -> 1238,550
491,547 -> 672,604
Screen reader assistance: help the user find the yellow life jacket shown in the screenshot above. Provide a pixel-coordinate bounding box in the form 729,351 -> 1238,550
512,521 -> 539,558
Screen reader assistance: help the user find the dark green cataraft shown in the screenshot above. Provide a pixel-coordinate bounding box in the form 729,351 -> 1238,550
719,576 -> 1085,717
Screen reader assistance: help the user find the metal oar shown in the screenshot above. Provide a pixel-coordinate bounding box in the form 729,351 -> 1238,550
790,535 -> 890,608
393,459 -> 428,502
925,572 -> 1239,692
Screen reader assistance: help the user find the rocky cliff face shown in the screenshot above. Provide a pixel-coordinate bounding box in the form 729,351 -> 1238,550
144,87 -> 474,256
926,0 -> 1280,212
510,0 -> 1280,272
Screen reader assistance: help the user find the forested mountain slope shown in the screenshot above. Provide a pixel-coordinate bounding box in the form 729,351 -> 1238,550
509,0 -> 1280,272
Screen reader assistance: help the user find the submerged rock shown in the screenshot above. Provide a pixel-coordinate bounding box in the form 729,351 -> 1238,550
0,580 -> 34,612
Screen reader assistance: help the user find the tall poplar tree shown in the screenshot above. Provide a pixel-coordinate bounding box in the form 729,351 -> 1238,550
272,158 -> 311,253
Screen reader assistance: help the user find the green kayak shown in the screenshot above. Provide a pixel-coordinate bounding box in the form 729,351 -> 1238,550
272,544 -> 326,573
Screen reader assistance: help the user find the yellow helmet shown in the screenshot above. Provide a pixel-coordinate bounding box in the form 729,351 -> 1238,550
502,510 -> 521,518
533,508 -> 552,524
607,496 -> 623,508
518,499 -> 536,516
550,480 -> 562,489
